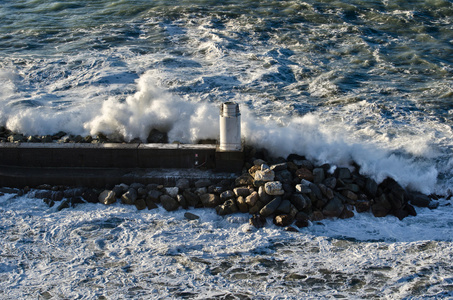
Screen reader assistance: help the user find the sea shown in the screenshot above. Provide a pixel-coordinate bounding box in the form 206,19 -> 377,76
0,0 -> 452,298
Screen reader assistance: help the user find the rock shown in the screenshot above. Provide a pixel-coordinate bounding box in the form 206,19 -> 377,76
291,193 -> 311,211
254,165 -> 275,182
235,174 -> 254,186
216,199 -> 239,215
319,184 -> 334,200
274,214 -> 294,227
392,209 -> 409,220
43,198 -> 55,207
233,187 -> 252,197
335,167 -> 351,180
365,178 -> 378,197
121,189 -> 138,205
253,159 -> 267,166
322,197 -> 344,218
176,179 -> 190,190
145,198 -> 158,210
134,199 -> 147,210
258,186 -> 272,204
99,190 -> 116,205
311,211 -> 324,221
236,196 -> 249,213
147,190 -> 162,203
184,212 -> 200,220
324,177 -> 337,190
82,189 -> 99,203
195,187 -> 207,195
264,181 -> 284,196
195,179 -> 212,188
285,226 -> 299,232
248,165 -> 261,177
27,135 -> 41,143
260,197 -> 282,217
293,159 -> 314,171
313,168 -> 325,184
161,195 -> 179,211
276,200 -> 292,214
130,183 -> 145,190
147,128 -> 168,143
249,214 -> 266,229
342,190 -> 358,201
371,195 -> 392,218
295,181 -> 311,194
271,162 -> 288,172
165,187 -> 179,198
275,170 -> 293,184
409,193 -> 431,208
177,194 -> 188,209
405,203 -> 417,216
183,190 -> 200,207
295,219 -> 309,228
200,193 -> 222,208
248,200 -> 265,214
295,168 -> 314,182
57,199 -> 70,211
345,184 -> 360,193
339,206 -> 355,219
355,200 -> 371,213
220,190 -> 235,201
245,191 -> 259,207
113,184 -> 128,197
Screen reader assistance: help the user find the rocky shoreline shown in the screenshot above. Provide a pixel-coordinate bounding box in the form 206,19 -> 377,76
0,128 -> 444,230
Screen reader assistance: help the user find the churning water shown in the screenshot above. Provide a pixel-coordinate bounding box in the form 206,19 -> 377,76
1,0 -> 453,298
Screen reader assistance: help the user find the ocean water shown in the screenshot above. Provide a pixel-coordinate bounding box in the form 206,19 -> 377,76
1,0 -> 453,298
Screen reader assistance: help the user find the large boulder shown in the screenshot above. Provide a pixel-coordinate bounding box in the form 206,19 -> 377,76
200,193 -> 222,208
264,181 -> 285,196
260,197 -> 282,217
322,197 -> 344,218
160,195 -> 179,211
121,188 -> 138,205
216,199 -> 239,215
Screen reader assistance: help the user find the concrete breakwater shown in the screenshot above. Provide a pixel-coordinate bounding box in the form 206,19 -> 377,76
0,139 -> 442,228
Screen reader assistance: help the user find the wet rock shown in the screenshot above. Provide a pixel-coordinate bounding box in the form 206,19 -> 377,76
322,197 -> 344,218
291,193 -> 311,211
274,214 -> 293,227
165,187 -> 179,198
184,212 -> 200,220
342,190 -> 358,201
295,181 -> 311,194
392,209 -> 409,220
161,195 -> 179,211
339,206 -> 355,219
335,167 -> 351,180
57,199 -> 70,211
177,194 -> 188,209
324,177 -> 337,190
43,198 -> 55,207
82,189 -> 99,203
145,198 -> 158,210
183,190 -> 200,207
311,211 -> 324,221
216,199 -> 239,215
271,162 -> 288,172
295,168 -> 314,182
147,190 -> 162,203
260,197 -> 282,217
134,199 -> 147,210
248,200 -> 265,214
130,183 -> 145,190
264,181 -> 284,196
249,214 -> 266,229
409,193 -> 431,208
275,169 -> 293,185
355,200 -> 371,213
285,226 -> 299,232
313,168 -> 325,184
293,159 -> 313,171
372,194 -> 392,217
99,190 -> 116,205
405,203 -> 417,216
276,200 -> 292,214
121,188 -> 138,205
200,193 -> 221,208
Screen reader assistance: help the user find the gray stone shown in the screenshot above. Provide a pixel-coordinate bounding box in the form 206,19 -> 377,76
130,183 -> 145,190
235,174 -> 254,186
293,159 -> 314,170
165,187 -> 179,198
134,199 -> 147,210
295,182 -> 311,194
113,184 -> 128,197
313,168 -> 325,184
323,177 -> 337,190
147,190 -> 162,203
410,193 -> 431,208
249,200 -> 265,214
137,187 -> 148,197
216,199 -> 239,215
273,214 -> 293,227
99,190 -> 116,205
176,178 -> 190,190
355,200 -> 371,213
194,179 -> 212,188
121,188 -> 138,205
322,197 -> 344,218
335,167 -> 351,180
183,190 -> 200,207
195,187 -> 207,195
276,200 -> 292,214
249,214 -> 266,229
365,178 -> 378,197
260,197 -> 282,217
184,212 -> 200,220
254,169 -> 275,182
264,181 -> 284,196
200,193 -> 222,208
145,199 -> 158,210
258,186 -> 272,204
57,199 -> 70,211
234,187 -> 252,197
253,159 -> 267,166
177,194 -> 188,209
291,193 -> 311,211
161,195 -> 179,211
275,170 -> 293,184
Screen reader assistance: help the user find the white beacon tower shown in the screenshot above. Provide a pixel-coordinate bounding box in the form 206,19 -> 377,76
219,102 -> 241,151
